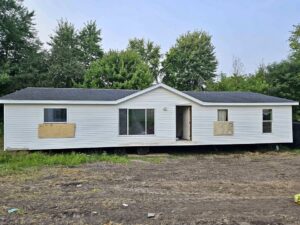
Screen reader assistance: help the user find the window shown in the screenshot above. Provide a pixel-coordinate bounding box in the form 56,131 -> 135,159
129,109 -> 146,135
218,109 -> 228,121
263,109 -> 272,133
119,109 -> 155,135
44,108 -> 67,123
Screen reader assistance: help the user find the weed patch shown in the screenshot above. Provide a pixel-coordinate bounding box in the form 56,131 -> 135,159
0,151 -> 129,176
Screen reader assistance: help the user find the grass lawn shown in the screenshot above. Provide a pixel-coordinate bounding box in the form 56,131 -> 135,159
0,151 -> 132,176
0,151 -> 167,176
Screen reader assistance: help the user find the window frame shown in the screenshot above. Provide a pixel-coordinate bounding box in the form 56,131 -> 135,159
44,108 -> 67,123
119,108 -> 155,136
262,109 -> 272,134
217,109 -> 228,121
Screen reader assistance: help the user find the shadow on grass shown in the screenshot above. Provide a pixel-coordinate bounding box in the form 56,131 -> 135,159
148,144 -> 300,156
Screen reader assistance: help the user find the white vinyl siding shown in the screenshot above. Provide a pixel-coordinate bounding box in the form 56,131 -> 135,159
3,87 -> 294,150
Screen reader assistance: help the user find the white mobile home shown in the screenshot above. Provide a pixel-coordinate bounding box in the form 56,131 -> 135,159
0,84 -> 298,151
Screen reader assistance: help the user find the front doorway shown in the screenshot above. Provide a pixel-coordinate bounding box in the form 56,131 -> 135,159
176,106 -> 192,141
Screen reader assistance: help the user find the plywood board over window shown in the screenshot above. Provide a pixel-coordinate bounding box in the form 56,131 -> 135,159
214,121 -> 234,136
38,123 -> 76,139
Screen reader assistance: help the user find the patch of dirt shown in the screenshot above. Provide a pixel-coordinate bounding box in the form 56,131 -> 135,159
1,152 -> 300,224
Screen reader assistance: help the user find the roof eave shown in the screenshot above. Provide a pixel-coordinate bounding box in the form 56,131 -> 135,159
0,100 -> 117,105
0,99 -> 297,106
202,102 -> 299,106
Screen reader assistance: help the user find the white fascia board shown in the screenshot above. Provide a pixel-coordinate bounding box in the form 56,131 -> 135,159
0,100 -> 297,106
202,102 -> 299,106
0,100 -> 117,105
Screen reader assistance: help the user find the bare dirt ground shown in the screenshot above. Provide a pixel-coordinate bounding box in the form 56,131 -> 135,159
1,152 -> 300,225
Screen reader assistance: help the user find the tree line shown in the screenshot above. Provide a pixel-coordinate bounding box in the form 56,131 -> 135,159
1,0 -> 300,119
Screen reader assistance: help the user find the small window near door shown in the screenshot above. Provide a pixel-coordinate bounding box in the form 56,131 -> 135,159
44,108 -> 67,122
218,109 -> 228,121
263,109 -> 272,133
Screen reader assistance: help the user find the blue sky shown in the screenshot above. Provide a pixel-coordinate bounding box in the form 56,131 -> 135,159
24,0 -> 300,74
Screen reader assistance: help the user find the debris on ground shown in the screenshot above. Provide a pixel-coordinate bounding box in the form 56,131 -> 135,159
122,203 -> 128,207
239,222 -> 250,225
147,213 -> 155,218
7,208 -> 19,214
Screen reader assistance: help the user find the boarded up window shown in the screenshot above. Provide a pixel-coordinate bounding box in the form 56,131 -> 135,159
44,108 -> 67,122
38,123 -> 75,138
263,109 -> 272,133
214,121 -> 234,136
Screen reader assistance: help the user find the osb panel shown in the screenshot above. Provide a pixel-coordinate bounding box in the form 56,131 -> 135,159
214,121 -> 234,136
38,123 -> 76,139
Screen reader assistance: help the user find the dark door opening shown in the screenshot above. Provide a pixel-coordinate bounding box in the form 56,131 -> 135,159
176,106 -> 192,141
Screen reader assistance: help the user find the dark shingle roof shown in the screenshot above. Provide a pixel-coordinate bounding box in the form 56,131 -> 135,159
183,91 -> 296,103
0,87 -> 296,103
0,87 -> 139,101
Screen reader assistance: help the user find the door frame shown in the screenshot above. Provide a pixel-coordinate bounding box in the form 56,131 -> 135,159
176,105 -> 192,141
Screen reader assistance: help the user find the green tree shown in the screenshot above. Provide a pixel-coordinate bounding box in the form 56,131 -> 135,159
265,60 -> 300,119
0,0 -> 46,95
47,20 -> 85,87
162,31 -> 217,91
127,38 -> 161,82
78,21 -> 103,68
208,65 -> 269,94
289,24 -> 300,60
262,24 -> 300,120
83,50 -> 154,89
207,73 -> 246,91
47,20 -> 103,87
